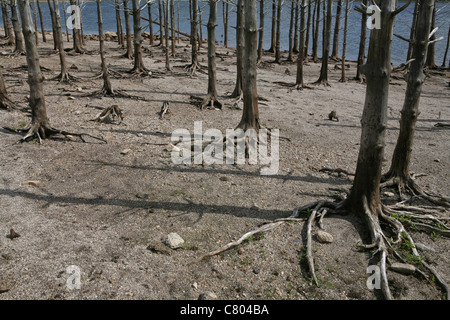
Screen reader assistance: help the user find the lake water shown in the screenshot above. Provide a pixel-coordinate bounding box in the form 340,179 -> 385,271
1,0 -> 449,66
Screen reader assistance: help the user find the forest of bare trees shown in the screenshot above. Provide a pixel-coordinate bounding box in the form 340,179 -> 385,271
0,0 -> 449,301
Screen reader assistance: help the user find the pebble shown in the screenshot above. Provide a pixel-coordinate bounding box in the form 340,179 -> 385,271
24,180 -> 41,188
390,262 -> 416,275
198,292 -> 218,300
120,148 -> 131,155
315,230 -> 334,243
163,232 -> 185,249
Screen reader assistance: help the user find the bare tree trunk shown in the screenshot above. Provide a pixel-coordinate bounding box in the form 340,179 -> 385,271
238,0 -> 259,130
231,0 -> 243,98
69,0 -> 84,53
425,4 -> 436,68
63,0 -> 70,42
52,0 -> 73,82
312,0 -> 320,62
355,0 -> 367,81
147,0 -> 153,45
384,0 -> 435,196
339,0 -> 348,82
47,0 -> 58,50
2,0 -> 15,45
201,0 -> 221,109
293,0 -> 299,54
268,0 -> 275,52
32,0 -> 38,45
170,0 -> 175,55
190,0 -> 199,69
331,0 -> 342,59
274,0 -> 282,63
344,0 -> 403,300
17,0 -> 51,141
36,0 -> 45,42
198,6 -> 202,48
1,0 -> 8,38
443,26 -> 450,67
222,0 -> 228,47
96,0 -> 113,94
131,0 -> 148,73
314,0 -> 331,85
257,0 -> 264,63
115,0 -> 124,47
406,0 -> 419,62
304,0 -> 312,56
123,0 -> 133,58
296,0 -> 307,88
164,0 -> 170,70
10,0 -> 25,54
288,0 -> 295,62
158,0 -> 164,45
0,70 -> 13,109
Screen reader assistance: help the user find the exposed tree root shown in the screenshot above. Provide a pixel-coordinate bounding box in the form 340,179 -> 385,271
3,125 -> 106,144
312,78 -> 331,87
52,72 -> 78,83
91,105 -> 123,124
191,94 -> 223,110
187,195 -> 449,300
381,174 -> 450,208
319,167 -> 355,176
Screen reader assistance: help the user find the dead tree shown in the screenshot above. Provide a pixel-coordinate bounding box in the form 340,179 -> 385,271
268,0 -> 276,52
46,0 -> 58,50
35,0 -> 45,42
314,0 -> 331,85
231,0 -> 244,98
222,0 -> 229,47
296,0 -> 308,89
1,0 -> 15,45
10,0 -> 25,54
257,0 -> 264,63
331,0 -> 342,59
122,0 -> 133,58
304,0 -> 312,56
147,0 -> 154,45
170,0 -> 175,56
355,0 -> 367,81
383,0 -> 447,206
96,0 -> 113,94
115,0 -> 124,47
288,0 -> 295,61
187,0 -> 200,74
32,0 -> 38,45
406,0 -> 419,62
164,0 -> 170,71
52,0 -> 75,82
200,0 -> 222,109
0,70 -> 14,109
425,4 -> 436,68
69,0 -> 85,53
130,0 -> 149,74
274,0 -> 282,63
158,0 -> 164,46
312,0 -> 320,62
293,0 -> 299,53
443,26 -> 450,67
15,0 -> 104,143
339,0 -> 349,82
238,0 -> 259,130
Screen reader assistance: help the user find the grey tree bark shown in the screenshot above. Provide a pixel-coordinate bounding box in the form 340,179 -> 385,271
331,0 -> 342,59
314,0 -> 331,85
384,0 -> 437,199
36,0 -> 45,42
123,0 -> 133,58
355,0 -> 367,81
130,0 -> 149,73
231,0 -> 243,98
10,0 -> 25,54
1,0 -> 15,45
257,0 -> 264,63
238,0 -> 259,130
201,0 -> 222,109
296,0 -> 307,88
52,0 -> 74,82
312,0 -> 320,62
339,0 -> 349,82
274,0 -> 282,63
96,0 -> 113,94
69,0 -> 84,53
